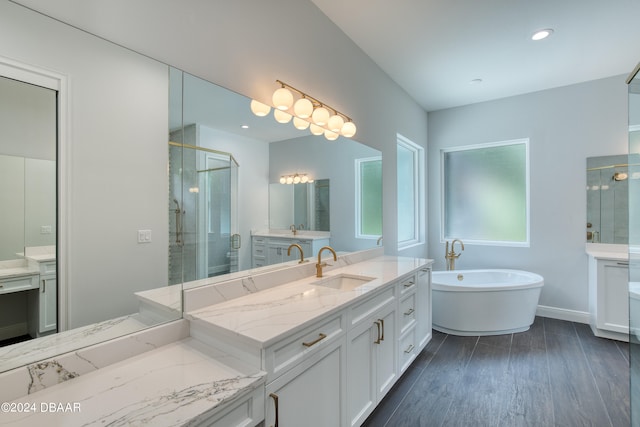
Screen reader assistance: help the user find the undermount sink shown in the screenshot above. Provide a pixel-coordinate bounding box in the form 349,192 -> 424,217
311,273 -> 376,291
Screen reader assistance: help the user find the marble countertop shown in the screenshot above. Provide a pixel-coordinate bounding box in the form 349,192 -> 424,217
585,243 -> 629,261
251,229 -> 331,240
0,259 -> 38,280
187,255 -> 432,348
0,337 -> 265,426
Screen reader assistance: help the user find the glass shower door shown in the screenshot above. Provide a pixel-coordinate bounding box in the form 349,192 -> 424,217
627,62 -> 640,426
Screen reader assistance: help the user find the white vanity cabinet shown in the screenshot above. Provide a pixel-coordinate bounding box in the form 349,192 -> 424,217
251,234 -> 330,267
27,260 -> 57,335
346,285 -> 397,427
588,256 -> 629,341
265,338 -> 345,427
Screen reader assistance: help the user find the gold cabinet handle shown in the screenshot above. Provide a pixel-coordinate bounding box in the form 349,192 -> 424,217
374,321 -> 382,344
302,333 -> 327,347
404,308 -> 414,316
41,279 -> 46,293
378,318 -> 385,341
269,393 -> 279,427
404,344 -> 415,353
403,281 -> 415,288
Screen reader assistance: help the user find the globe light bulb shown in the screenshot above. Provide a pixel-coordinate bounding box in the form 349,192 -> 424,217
327,114 -> 344,133
272,87 -> 293,110
250,99 -> 271,117
293,117 -> 310,130
324,129 -> 339,141
294,97 -> 313,119
274,109 -> 292,124
341,121 -> 357,138
309,124 -> 324,136
312,106 -> 330,126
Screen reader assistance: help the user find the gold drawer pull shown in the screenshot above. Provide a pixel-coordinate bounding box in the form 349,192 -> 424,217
404,344 -> 415,353
378,318 -> 385,341
403,281 -> 415,288
404,308 -> 415,316
374,321 -> 382,344
302,333 -> 327,347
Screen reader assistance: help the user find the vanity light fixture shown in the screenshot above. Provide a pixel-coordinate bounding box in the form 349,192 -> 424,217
613,172 -> 629,181
280,173 -> 311,184
251,80 -> 357,141
531,28 -> 554,41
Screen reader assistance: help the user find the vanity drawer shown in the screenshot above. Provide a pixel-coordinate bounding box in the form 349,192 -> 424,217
0,274 -> 39,295
39,261 -> 56,275
399,326 -> 418,374
400,292 -> 417,334
264,313 -> 344,381
349,285 -> 395,328
399,274 -> 417,295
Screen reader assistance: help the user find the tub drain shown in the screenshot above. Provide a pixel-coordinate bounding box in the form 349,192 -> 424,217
457,274 -> 464,281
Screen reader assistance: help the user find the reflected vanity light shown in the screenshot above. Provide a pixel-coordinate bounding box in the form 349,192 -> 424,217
280,173 -> 312,184
188,187 -> 199,193
613,172 -> 628,181
250,80 -> 356,141
531,28 -> 554,41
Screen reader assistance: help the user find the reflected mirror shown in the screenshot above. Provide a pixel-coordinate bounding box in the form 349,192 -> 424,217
586,154 -> 629,243
169,68 -> 382,278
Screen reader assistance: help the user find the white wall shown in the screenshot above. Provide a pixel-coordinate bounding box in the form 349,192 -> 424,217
13,0 -> 430,259
0,2 -> 169,328
428,75 -> 629,316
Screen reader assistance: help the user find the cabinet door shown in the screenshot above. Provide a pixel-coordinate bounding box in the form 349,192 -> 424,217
598,260 -> 629,333
346,317 -> 377,427
375,304 -> 397,399
39,275 -> 57,333
415,267 -> 432,349
266,340 -> 344,427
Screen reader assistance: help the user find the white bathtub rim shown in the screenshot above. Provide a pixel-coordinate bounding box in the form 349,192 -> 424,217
433,324 -> 531,336
432,269 -> 544,292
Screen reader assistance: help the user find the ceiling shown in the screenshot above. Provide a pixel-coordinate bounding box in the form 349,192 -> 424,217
311,0 -> 640,111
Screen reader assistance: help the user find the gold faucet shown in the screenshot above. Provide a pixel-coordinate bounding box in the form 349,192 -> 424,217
316,246 -> 337,278
287,243 -> 307,264
445,239 -> 464,270
376,236 -> 383,246
290,224 -> 297,235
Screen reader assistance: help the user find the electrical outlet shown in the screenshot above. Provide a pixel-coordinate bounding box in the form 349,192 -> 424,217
137,229 -> 152,243
40,225 -> 52,234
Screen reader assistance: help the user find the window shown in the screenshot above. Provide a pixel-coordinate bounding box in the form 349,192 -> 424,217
442,139 -> 529,246
397,135 -> 424,249
355,157 -> 382,239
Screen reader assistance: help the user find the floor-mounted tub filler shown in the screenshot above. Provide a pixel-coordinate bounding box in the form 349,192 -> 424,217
432,269 -> 544,336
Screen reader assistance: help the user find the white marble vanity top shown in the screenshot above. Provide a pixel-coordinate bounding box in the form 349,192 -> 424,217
0,259 -> 38,280
585,243 -> 629,261
187,255 -> 432,348
0,337 -> 265,426
251,229 -> 331,240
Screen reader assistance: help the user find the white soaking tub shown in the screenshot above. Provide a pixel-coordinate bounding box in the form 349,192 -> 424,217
432,269 -> 544,336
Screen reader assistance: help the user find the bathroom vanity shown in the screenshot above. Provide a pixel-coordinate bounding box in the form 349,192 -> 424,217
0,249 -> 432,427
586,243 -> 629,341
251,230 -> 330,267
0,246 -> 57,341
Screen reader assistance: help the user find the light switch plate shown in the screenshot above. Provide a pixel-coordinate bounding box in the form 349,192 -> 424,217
137,229 -> 152,243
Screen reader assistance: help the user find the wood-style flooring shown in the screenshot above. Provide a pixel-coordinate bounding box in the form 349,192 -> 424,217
363,317 -> 630,427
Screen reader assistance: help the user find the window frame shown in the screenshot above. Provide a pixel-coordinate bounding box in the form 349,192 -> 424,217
397,134 -> 424,250
355,156 -> 383,240
440,138 -> 530,247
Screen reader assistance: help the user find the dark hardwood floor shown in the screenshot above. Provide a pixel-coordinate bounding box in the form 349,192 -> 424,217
363,317 -> 630,427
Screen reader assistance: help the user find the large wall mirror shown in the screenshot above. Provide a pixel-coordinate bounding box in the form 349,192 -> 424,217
169,68 -> 382,280
0,2 -> 382,374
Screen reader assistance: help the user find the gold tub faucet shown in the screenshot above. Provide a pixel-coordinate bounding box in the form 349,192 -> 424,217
445,239 -> 464,271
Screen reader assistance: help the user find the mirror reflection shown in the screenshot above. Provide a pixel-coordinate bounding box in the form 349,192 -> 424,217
169,68 -> 382,278
0,76 -> 57,348
586,154 -> 629,244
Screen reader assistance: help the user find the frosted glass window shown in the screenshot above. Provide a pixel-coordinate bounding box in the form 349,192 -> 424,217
397,135 -> 424,249
356,157 -> 382,238
442,139 -> 529,246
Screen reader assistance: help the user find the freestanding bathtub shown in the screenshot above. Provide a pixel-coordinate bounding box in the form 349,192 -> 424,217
432,269 -> 544,336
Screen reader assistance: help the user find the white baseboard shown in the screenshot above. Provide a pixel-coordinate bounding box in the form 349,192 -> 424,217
0,322 -> 28,341
536,305 -> 590,324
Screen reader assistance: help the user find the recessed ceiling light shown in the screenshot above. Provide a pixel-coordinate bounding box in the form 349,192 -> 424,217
469,78 -> 483,85
531,29 -> 554,41
241,125 -> 249,129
